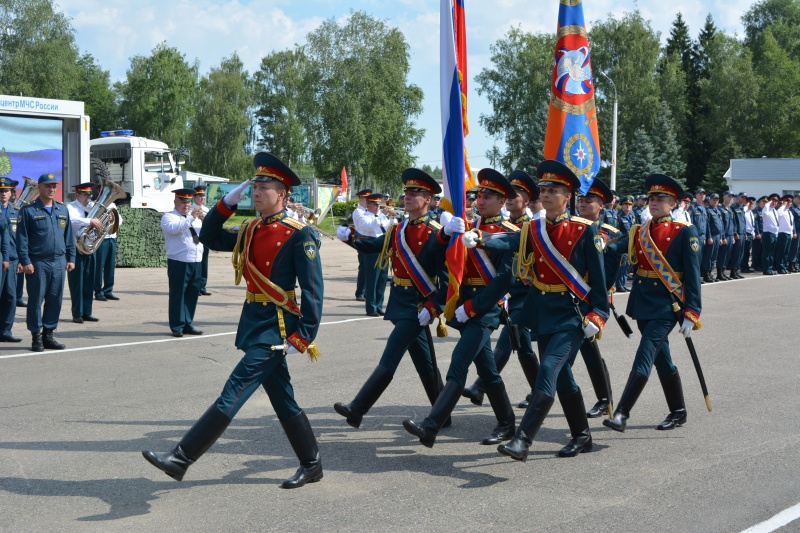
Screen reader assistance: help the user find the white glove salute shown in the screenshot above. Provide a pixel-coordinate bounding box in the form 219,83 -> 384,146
582,320 -> 600,339
336,226 -> 352,241
462,229 -> 480,249
286,345 -> 301,355
418,308 -> 432,327
223,180 -> 251,208
678,319 -> 693,339
444,217 -> 465,236
455,305 -> 469,323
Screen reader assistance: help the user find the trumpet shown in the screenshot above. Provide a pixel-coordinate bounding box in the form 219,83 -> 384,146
291,204 -> 336,240
13,176 -> 39,208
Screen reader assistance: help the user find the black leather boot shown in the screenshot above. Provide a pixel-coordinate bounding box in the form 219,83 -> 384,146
419,371 -> 451,428
497,390 -> 555,462
42,328 -> 65,350
518,392 -> 532,409
586,357 -> 612,418
334,365 -> 393,428
31,332 -> 44,352
717,268 -> 730,281
461,381 -> 485,406
280,410 -> 323,488
403,380 -> 461,448
518,352 -> 540,391
656,370 -> 687,430
702,271 -> 716,283
558,390 -> 592,457
603,371 -> 648,432
142,404 -> 231,481
732,269 -> 744,279
481,382 -> 515,445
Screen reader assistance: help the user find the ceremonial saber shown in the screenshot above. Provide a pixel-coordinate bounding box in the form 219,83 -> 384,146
670,294 -> 712,412
609,301 -> 633,338
423,321 -> 444,398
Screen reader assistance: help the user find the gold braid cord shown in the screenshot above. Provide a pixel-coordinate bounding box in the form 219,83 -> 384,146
375,224 -> 396,269
231,220 -> 252,285
628,225 -> 641,266
515,222 -> 536,280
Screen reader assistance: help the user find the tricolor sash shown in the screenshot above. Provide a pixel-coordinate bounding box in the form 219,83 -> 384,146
467,246 -> 498,285
395,218 -> 437,297
638,221 -> 684,302
529,217 -> 591,301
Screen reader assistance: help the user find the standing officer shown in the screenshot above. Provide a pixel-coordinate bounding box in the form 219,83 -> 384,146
0,178 -> 22,342
143,152 -> 324,489
403,168 -> 518,448
742,197 -> 756,273
601,193 -> 618,228
161,188 -> 204,337
752,196 -> 766,271
776,194 -> 794,274
351,188 -> 372,302
789,195 -> 800,272
192,185 -> 212,295
761,194 -> 781,275
616,196 -> 635,292
16,173 -> 76,352
604,174 -> 702,433
727,192 -> 747,279
67,183 -> 102,323
94,201 -> 121,301
690,188 -> 709,283
355,193 -> 391,316
462,170 -> 541,410
472,161 -> 608,461
334,169 -> 453,429
716,191 -> 734,281
702,193 -> 723,283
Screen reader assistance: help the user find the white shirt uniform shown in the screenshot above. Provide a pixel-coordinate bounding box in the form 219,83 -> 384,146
777,205 -> 794,235
354,207 -> 391,238
161,209 -> 204,262
762,204 -> 780,234
639,206 -> 652,224
671,207 -> 691,224
744,206 -> 755,235
67,199 -> 95,235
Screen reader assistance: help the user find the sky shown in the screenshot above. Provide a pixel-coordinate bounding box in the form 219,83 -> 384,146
59,0 -> 754,172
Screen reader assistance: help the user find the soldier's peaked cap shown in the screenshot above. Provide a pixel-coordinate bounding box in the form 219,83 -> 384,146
401,168 -> 442,195
508,170 -> 539,200
477,168 -> 516,199
584,177 -> 613,204
0,177 -> 18,189
536,160 -> 580,193
252,152 -> 301,188
645,173 -> 684,200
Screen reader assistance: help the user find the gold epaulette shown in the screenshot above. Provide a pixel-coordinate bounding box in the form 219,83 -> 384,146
571,216 -> 593,225
501,220 -> 521,232
375,224 -> 396,269
281,217 -> 307,230
672,219 -> 690,226
428,220 -> 443,230
601,223 -> 621,234
628,224 -> 641,265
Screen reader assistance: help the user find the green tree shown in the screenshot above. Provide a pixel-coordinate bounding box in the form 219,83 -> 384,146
743,0 -> 800,59
651,102 -> 686,184
0,0 -> 79,98
420,164 -> 443,182
300,11 -> 424,188
253,49 -> 308,167
187,52 -> 254,180
474,28 -> 554,173
73,53 -> 118,137
117,42 -> 199,149
665,13 -> 694,75
617,127 -> 658,195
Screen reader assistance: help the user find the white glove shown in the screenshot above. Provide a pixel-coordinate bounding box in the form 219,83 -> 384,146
462,230 -> 480,248
455,305 -> 469,323
418,308 -> 432,327
223,180 -> 251,207
286,345 -> 301,355
679,319 -> 693,339
582,320 -> 600,339
444,217 -> 465,236
336,226 -> 352,241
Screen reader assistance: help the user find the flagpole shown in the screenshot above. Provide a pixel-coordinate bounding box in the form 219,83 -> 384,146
601,71 -> 618,191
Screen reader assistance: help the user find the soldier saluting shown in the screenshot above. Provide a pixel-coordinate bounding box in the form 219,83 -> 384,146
142,152 -> 324,489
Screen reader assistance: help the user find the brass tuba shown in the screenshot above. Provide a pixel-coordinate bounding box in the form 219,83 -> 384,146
13,176 -> 39,208
76,179 -> 127,255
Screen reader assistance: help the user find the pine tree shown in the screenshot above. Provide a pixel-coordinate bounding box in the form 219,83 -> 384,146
665,13 -> 694,75
617,128 -> 658,195
651,102 -> 687,185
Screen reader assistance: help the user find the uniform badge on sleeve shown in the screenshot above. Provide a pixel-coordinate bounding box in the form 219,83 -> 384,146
303,240 -> 317,261
690,236 -> 700,253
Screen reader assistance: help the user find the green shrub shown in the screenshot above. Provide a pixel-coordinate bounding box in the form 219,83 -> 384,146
330,199 -> 359,217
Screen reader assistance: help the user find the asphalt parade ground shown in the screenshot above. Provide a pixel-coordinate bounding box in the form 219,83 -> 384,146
1,240 -> 799,532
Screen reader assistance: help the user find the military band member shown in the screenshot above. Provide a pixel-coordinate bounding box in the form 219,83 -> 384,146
751,196 -> 766,271
193,185 -> 212,295
0,178 -> 22,342
403,168 -> 518,448
352,189 -> 372,302
742,197 -> 756,273
461,170 -> 540,410
616,196 -> 635,292
468,161 -> 609,461
776,194 -> 795,274
94,201 -> 121,301
143,152 -> 325,489
761,194 -> 781,275
333,169 -> 452,429
161,188 -> 205,337
67,183 -> 101,323
789,195 -> 800,272
604,174 -> 702,433
16,173 -> 76,352
355,193 -> 391,316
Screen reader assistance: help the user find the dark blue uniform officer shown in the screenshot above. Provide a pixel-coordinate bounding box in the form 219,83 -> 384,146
0,177 -> 22,342
727,192 -> 747,279
789,198 -> 800,271
16,173 -> 76,352
752,197 -> 765,271
604,174 -> 702,433
703,194 -> 723,282
143,152 -> 325,490
690,189 -> 708,281
716,191 -> 735,280
616,196 -> 635,292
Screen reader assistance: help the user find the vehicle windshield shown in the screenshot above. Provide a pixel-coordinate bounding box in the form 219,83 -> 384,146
143,151 -> 174,173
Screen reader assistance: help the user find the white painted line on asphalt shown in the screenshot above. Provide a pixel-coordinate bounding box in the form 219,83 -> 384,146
741,502 -> 800,533
0,316 -> 380,361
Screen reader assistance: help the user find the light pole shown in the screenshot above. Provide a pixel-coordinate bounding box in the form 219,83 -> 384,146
600,71 -> 618,191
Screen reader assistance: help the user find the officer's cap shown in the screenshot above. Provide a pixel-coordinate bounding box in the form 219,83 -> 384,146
709,193 -> 720,199
536,160 -> 580,193
194,184 -> 207,193
252,152 -> 300,188
737,191 -> 747,197
621,195 -> 634,205
758,196 -> 768,203
477,168 -> 516,199
356,188 -> 372,198
768,193 -> 780,201
466,191 -> 477,200
584,177 -> 612,204
781,193 -> 794,201
366,193 -> 384,203
0,177 -> 18,189
747,196 -> 756,202
73,182 -> 95,194
682,194 -> 693,202
508,170 -> 539,201
38,173 -> 57,185
173,188 -> 196,201
695,187 -> 706,194
401,168 -> 442,195
645,174 -> 684,200
723,190 -> 734,197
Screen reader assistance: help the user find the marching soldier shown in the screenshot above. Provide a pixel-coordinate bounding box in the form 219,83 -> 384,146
143,152 -> 325,489
352,188 -> 372,302
333,169 -> 453,429
0,178 -> 22,342
161,188 -> 205,337
703,194 -> 723,282
403,168 -> 518,448
469,161 -> 608,461
16,173 -> 76,352
67,183 -> 102,323
604,174 -> 702,433
354,193 -> 391,316
461,170 -> 540,410
192,185 -> 212,295
616,196 -> 635,292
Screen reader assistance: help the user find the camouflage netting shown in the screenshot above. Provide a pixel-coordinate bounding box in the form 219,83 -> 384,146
116,206 -> 167,267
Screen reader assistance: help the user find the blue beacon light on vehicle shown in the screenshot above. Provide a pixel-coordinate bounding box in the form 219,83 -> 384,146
99,129 -> 135,137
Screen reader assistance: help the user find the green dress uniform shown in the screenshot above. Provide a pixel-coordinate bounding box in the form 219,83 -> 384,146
16,176 -> 76,352
334,169 -> 450,429
604,174 -> 702,434
142,152 -> 325,490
